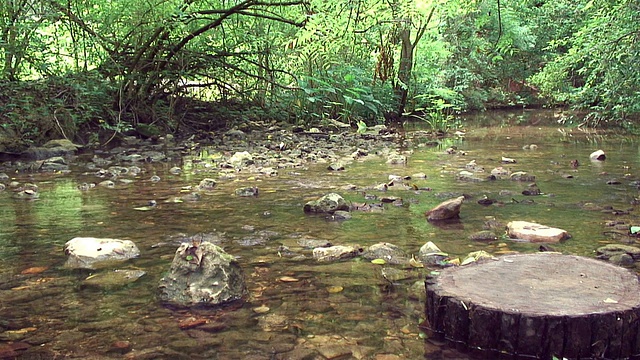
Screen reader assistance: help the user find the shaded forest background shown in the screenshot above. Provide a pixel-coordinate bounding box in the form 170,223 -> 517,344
0,0 -> 639,149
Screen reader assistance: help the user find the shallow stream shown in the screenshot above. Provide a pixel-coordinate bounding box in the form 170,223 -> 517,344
1,110 -> 640,359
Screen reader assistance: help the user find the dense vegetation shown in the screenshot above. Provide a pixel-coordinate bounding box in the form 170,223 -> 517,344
1,0 -> 639,148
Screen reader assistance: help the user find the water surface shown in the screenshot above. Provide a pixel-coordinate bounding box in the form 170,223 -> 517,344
1,112 -> 639,359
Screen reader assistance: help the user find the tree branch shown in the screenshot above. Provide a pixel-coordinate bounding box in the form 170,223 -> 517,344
45,0 -> 116,49
165,0 -> 256,64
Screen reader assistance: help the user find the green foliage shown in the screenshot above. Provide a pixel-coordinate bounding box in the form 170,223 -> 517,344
410,88 -> 462,132
530,0 -> 640,125
0,72 -> 115,145
0,0 -> 639,140
296,66 -> 387,125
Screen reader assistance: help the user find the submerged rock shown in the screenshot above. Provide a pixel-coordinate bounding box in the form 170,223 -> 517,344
507,221 -> 570,243
82,269 -> 146,289
297,238 -> 332,249
510,171 -> 536,182
235,186 -> 258,197
426,196 -> 464,221
41,156 -> 69,172
327,210 -> 352,221
362,242 -> 409,265
312,245 -> 360,262
22,139 -> 82,160
198,178 -> 216,190
158,241 -> 247,308
469,231 -> 498,242
64,237 -> 140,269
596,244 -> 640,262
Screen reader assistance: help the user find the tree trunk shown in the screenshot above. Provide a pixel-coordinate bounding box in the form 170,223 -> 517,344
394,26 -> 413,116
423,253 -> 640,359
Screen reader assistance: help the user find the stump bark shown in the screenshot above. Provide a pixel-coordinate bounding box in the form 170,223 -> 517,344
423,253 -> 640,359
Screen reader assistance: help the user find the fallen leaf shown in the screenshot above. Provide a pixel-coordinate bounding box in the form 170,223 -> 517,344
178,317 -> 207,330
603,298 -> 618,304
279,276 -> 299,282
133,206 -> 154,211
4,327 -> 37,335
409,255 -> 424,268
21,267 -> 48,275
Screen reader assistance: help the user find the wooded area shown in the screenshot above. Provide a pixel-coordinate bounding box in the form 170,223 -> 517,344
1,0 -> 639,147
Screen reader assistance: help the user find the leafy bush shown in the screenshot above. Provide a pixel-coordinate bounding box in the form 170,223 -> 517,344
295,66 -> 390,126
409,88 -> 463,132
0,72 -> 115,147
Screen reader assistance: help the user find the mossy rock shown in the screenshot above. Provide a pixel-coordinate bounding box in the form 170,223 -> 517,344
136,124 -> 162,138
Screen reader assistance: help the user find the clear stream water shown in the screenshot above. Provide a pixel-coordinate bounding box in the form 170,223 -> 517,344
1,110 -> 640,359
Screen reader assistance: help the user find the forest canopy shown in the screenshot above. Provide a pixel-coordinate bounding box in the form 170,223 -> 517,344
1,0 -> 639,145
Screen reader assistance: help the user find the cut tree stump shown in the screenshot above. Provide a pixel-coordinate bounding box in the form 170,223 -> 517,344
423,253 -> 640,359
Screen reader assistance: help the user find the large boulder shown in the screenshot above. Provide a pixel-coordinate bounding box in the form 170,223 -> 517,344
158,241 -> 247,308
64,237 -> 140,269
425,196 -> 464,221
507,221 -> 571,243
303,193 -> 349,214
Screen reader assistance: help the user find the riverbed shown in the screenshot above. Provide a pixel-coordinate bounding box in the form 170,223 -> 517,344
1,109 -> 639,359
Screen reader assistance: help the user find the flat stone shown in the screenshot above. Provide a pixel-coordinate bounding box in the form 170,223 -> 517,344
507,221 -> 570,243
312,245 -> 360,262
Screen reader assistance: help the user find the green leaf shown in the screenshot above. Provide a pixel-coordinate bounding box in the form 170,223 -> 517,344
356,120 -> 367,134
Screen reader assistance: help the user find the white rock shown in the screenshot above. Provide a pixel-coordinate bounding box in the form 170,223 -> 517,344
590,150 -> 606,161
229,151 -> 253,167
64,237 -> 140,269
507,221 -> 570,243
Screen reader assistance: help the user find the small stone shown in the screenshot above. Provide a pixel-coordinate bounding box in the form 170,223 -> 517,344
590,150 -> 606,161
609,253 -> 634,267
198,178 -> 216,190
110,340 -> 131,354
469,231 -> 498,242
253,305 -> 270,314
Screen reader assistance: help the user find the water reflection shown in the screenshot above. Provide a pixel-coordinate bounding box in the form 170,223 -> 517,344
0,123 -> 639,358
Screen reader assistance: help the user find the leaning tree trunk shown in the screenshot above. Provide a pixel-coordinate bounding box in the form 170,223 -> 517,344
394,26 -> 413,116
392,7 -> 434,118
